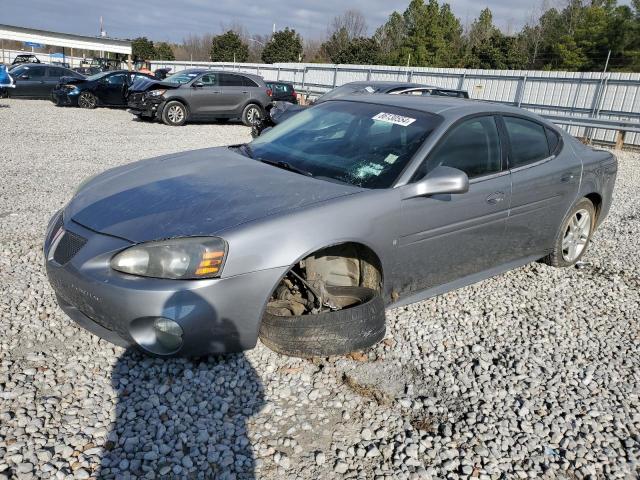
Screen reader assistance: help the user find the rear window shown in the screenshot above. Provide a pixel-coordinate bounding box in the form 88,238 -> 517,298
546,127 -> 561,155
503,116 -> 550,168
219,73 -> 244,87
48,67 -> 65,78
272,83 -> 292,94
243,76 -> 259,87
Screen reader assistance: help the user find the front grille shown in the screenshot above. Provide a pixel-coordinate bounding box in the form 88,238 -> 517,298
53,230 -> 87,265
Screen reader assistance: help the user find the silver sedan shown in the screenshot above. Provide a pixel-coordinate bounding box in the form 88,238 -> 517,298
44,95 -> 617,357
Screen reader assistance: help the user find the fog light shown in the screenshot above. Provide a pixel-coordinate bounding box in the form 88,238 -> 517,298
153,318 -> 183,351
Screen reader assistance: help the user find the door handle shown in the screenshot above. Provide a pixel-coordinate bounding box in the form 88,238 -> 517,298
486,192 -> 505,205
241,91 -> 249,93
561,173 -> 576,183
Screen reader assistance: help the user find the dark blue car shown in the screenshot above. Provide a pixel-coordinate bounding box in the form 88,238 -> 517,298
51,70 -> 156,108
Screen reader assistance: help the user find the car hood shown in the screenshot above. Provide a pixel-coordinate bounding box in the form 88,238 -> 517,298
129,77 -> 180,93
65,147 -> 362,243
59,76 -> 86,85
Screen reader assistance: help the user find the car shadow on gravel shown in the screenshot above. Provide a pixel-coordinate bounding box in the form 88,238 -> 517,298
97,291 -> 264,479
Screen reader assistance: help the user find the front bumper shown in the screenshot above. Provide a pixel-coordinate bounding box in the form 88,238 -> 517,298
51,89 -> 79,106
44,211 -> 286,356
127,93 -> 164,118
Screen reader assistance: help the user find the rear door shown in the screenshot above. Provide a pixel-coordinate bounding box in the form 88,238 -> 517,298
397,115 -> 512,296
217,73 -> 251,114
45,67 -> 68,95
502,116 -> 581,259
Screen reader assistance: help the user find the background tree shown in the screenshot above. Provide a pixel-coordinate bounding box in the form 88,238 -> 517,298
154,42 -> 175,61
331,38 -> 382,64
131,37 -> 155,61
321,10 -> 368,62
261,28 -> 304,63
210,31 -> 249,62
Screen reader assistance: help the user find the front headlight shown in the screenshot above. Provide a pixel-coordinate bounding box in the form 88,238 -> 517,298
111,237 -> 227,279
146,89 -> 166,97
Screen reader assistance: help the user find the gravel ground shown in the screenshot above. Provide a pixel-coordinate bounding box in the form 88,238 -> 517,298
0,99 -> 639,480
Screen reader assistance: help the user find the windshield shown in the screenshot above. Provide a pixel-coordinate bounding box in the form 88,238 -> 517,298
86,71 -> 110,82
316,84 -> 383,103
164,71 -> 201,84
248,101 -> 440,188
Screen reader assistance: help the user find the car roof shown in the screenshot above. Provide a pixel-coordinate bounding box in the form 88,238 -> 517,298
332,94 -> 549,123
345,81 -> 432,89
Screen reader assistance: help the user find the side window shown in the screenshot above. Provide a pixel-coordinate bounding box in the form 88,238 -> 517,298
415,116 -> 502,180
48,67 -> 65,78
546,127 -> 561,155
26,67 -> 45,78
503,116 -> 550,168
199,73 -> 217,86
219,74 -> 245,87
242,76 -> 259,87
107,74 -> 126,85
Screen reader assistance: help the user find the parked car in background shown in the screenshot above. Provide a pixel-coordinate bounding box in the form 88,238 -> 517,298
266,81 -> 297,103
127,69 -> 272,126
44,95 -> 616,358
50,61 -> 71,68
2,64 -> 84,99
11,54 -> 41,65
252,81 -> 469,137
87,57 -> 122,72
154,68 -> 172,80
73,66 -> 101,76
51,70 -> 156,108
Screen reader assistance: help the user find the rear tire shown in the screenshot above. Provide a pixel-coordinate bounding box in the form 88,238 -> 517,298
259,286 -> 385,358
78,91 -> 97,109
242,104 -> 263,127
162,101 -> 187,126
541,198 -> 596,267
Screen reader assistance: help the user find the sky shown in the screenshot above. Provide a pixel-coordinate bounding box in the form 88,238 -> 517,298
2,0 -> 546,42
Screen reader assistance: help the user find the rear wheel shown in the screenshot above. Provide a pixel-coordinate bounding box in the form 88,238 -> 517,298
541,198 -> 596,267
242,104 -> 263,127
162,101 -> 187,126
78,91 -> 97,109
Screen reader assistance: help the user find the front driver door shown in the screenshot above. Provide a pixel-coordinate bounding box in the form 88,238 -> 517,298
396,115 -> 512,297
188,72 -> 219,118
101,73 -> 128,105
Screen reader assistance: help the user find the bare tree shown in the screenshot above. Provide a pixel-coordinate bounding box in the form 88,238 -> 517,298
176,33 -> 214,61
329,9 -> 368,40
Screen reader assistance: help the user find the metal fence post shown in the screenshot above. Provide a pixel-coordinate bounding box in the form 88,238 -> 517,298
516,75 -> 528,107
277,67 -> 281,81
408,70 -> 413,82
333,67 -> 338,88
301,67 -> 306,89
367,68 -> 372,81
458,72 -> 466,91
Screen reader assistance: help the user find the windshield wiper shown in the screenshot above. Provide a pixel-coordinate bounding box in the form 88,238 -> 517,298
236,143 -> 254,159
258,158 -> 313,177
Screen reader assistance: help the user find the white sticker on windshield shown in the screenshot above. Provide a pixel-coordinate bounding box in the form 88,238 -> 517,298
355,163 -> 384,178
373,112 -> 416,127
364,86 -> 376,93
384,153 -> 399,164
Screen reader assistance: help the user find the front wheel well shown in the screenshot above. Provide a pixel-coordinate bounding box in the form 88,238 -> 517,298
264,242 -> 384,317
584,192 -> 602,221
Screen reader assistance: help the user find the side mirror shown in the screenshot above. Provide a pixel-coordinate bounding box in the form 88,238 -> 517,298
192,81 -> 204,88
402,166 -> 469,200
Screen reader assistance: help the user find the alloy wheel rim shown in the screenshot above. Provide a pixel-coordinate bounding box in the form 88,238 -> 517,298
79,93 -> 95,108
562,208 -> 591,262
167,105 -> 184,123
247,107 -> 260,124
